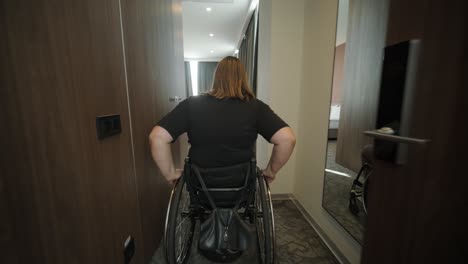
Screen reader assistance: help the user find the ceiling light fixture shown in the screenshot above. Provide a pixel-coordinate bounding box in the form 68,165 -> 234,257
206,7 -> 212,12
234,49 -> 239,54
210,50 -> 214,53
209,33 -> 214,37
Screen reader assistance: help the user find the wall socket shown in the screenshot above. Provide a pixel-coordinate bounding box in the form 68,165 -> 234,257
123,236 -> 135,264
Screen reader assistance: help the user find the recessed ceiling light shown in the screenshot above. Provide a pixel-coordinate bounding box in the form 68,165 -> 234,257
234,49 -> 239,54
210,50 -> 214,53
206,7 -> 212,12
209,33 -> 214,37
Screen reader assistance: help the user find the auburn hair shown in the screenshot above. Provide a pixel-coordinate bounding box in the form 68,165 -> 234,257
208,56 -> 255,101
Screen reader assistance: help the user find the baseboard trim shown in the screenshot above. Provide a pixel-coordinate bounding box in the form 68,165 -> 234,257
271,193 -> 294,200
284,194 -> 351,264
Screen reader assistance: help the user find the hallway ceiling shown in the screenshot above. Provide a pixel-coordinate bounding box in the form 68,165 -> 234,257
182,0 -> 253,61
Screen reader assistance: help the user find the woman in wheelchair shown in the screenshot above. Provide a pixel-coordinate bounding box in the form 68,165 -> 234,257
149,56 -> 296,264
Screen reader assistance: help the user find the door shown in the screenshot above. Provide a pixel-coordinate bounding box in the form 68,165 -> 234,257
0,0 -> 144,262
119,0 -> 187,260
0,0 -> 186,262
361,1 -> 468,263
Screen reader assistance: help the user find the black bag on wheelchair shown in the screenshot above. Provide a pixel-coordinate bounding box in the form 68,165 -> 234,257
190,162 -> 254,262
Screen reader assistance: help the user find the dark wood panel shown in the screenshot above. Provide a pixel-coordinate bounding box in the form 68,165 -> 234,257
0,0 -> 143,262
0,5 -> 45,261
336,0 -> 390,172
120,0 -> 187,261
385,0 -> 426,46
362,0 -> 468,263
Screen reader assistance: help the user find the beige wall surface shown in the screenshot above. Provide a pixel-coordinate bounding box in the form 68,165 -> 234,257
257,0 -> 361,263
257,0 -> 304,194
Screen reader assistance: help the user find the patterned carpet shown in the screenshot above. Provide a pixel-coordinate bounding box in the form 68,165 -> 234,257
273,200 -> 337,264
149,199 -> 337,264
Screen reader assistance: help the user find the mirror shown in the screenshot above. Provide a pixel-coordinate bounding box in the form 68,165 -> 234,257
322,0 -> 367,244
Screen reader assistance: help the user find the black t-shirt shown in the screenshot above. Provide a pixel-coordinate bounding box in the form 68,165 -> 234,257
157,95 -> 288,168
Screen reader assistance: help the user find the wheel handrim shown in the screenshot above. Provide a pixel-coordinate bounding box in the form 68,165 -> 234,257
256,176 -> 275,263
173,182 -> 194,263
256,179 -> 266,262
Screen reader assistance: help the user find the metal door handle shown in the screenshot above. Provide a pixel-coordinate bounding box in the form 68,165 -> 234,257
364,130 -> 430,145
169,96 -> 182,102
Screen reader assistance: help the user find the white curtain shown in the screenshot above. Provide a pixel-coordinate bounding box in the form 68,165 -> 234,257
197,62 -> 218,94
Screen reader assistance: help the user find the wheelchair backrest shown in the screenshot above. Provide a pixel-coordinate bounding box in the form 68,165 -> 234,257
184,158 -> 257,209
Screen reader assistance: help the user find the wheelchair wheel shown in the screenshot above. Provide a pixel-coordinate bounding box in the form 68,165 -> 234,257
362,168 -> 372,214
164,177 -> 195,264
255,174 -> 276,264
349,194 -> 359,216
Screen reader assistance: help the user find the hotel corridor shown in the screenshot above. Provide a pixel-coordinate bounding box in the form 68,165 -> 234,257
1,0 -> 466,263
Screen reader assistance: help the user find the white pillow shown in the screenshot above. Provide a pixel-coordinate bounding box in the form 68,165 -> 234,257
330,104 -> 341,120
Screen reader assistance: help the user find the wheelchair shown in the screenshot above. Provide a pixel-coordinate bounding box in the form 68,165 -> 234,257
164,157 -> 276,264
349,145 -> 374,216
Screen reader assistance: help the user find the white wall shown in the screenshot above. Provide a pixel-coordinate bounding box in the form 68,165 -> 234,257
336,0 -> 349,46
256,0 -> 272,173
257,0 -> 304,194
257,0 -> 361,263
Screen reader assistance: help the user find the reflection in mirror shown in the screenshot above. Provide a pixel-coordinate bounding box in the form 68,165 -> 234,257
322,0 -> 367,244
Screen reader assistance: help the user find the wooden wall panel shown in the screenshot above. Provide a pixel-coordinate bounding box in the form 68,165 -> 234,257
0,7 -> 44,261
335,0 -> 390,171
0,0 -> 143,262
120,0 -> 187,261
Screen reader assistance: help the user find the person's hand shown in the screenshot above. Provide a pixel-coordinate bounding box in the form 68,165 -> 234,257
261,168 -> 276,184
166,169 -> 183,187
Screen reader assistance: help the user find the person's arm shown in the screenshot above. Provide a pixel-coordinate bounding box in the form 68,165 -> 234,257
262,127 -> 296,183
149,126 -> 182,185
